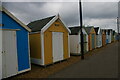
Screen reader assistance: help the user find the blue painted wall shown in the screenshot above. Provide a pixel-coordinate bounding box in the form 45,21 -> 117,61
1,12 -> 30,71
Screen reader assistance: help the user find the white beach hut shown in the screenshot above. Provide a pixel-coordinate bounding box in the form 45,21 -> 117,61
69,26 -> 88,55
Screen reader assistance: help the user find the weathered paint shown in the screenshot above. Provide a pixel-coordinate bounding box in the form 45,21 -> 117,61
2,12 -> 30,71
70,35 -> 80,54
44,19 -> 69,65
29,33 -> 41,59
96,34 -> 102,48
83,34 -> 88,53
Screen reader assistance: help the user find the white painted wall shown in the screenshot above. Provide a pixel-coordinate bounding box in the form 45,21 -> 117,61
96,29 -> 102,48
70,28 -> 88,55
70,35 -> 80,55
0,30 -> 2,79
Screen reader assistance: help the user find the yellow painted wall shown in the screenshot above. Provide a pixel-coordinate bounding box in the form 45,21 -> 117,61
29,33 -> 41,59
44,19 -> 69,65
63,31 -> 69,59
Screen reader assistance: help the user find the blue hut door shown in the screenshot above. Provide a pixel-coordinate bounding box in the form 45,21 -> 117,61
2,30 -> 18,78
0,30 -> 2,79
92,34 -> 95,49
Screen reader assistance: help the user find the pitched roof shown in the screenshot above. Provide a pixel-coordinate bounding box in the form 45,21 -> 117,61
94,27 -> 99,35
0,7 -> 31,32
27,16 -> 55,32
84,27 -> 93,34
69,26 -> 80,35
27,15 -> 71,33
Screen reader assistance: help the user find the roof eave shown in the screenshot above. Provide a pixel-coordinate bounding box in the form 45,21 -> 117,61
41,14 -> 71,33
1,7 -> 31,32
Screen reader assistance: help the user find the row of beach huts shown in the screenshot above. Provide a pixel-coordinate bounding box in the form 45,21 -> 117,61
0,7 -> 119,79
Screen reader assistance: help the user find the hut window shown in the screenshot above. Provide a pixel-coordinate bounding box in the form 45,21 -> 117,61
55,24 -> 59,27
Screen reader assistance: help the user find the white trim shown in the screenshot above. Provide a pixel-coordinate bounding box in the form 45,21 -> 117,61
1,7 -> 31,32
41,32 -> 45,65
14,31 -> 19,77
27,32 -> 31,71
41,15 -> 58,33
18,68 -> 31,74
41,15 -> 71,33
68,33 -> 70,58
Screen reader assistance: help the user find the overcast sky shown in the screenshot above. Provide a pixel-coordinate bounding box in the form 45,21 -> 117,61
2,1 -> 119,32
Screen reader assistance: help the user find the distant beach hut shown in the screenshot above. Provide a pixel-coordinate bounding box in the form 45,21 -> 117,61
69,26 -> 88,55
102,29 -> 106,46
94,27 -> 102,48
85,27 -> 96,51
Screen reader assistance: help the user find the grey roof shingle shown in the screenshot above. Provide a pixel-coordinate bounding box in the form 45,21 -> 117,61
27,16 -> 55,32
69,26 -> 80,35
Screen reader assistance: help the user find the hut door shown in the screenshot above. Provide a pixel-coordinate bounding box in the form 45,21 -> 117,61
2,30 -> 18,78
0,30 -> 2,79
52,32 -> 63,62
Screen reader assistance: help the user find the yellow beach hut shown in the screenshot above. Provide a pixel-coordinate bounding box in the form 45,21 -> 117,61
85,27 -> 96,51
28,15 -> 71,66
